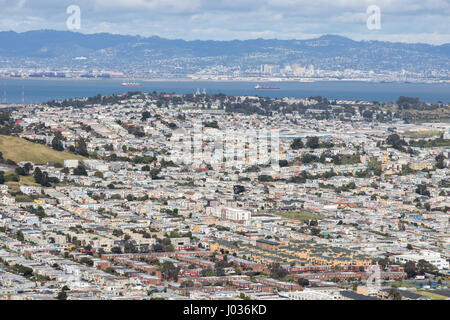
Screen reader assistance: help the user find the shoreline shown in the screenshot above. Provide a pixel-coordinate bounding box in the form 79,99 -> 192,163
1,77 -> 448,85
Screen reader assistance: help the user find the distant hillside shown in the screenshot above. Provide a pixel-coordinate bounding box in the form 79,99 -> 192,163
0,135 -> 86,165
0,30 -> 448,77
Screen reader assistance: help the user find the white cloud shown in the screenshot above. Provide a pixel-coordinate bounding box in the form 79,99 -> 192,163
0,0 -> 448,44
92,0 -> 202,13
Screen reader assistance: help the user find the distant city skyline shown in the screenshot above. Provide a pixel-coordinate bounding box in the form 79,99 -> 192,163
0,0 -> 449,45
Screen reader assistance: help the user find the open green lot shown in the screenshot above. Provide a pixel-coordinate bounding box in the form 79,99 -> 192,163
0,135 -> 86,165
274,211 -> 324,221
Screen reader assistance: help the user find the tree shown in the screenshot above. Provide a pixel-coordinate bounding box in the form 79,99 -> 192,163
124,241 -> 138,253
0,112 -> 10,125
239,293 -> 250,300
387,288 -> 402,300
279,160 -> 289,167
269,263 -> 288,280
216,267 -> 225,276
417,259 -> 437,275
161,261 -> 180,281
94,171 -> 104,179
435,153 -> 445,169
258,175 -> 273,182
80,257 -> 93,267
368,157 -> 382,176
201,268 -> 216,277
362,110 -> 373,120
181,280 -> 194,288
386,134 -> 407,151
33,167 -> 43,184
56,290 -> 68,300
404,261 -> 416,278
75,138 -> 89,157
301,153 -> 318,164
396,96 -> 423,110
215,259 -> 231,271
204,120 -> 219,129
297,278 -> 309,286
290,138 -> 304,150
415,184 -> 430,197
23,163 -> 33,175
15,265 -> 33,277
306,136 -> 320,149
111,247 -> 122,254
406,244 -> 413,250
5,159 -> 16,166
113,229 -> 123,237
73,165 -> 88,176
150,168 -> 161,179
152,243 -> 164,252
17,230 -> 25,241
15,167 -> 26,176
33,169 -> 51,187
141,111 -> 151,121
233,185 -> 245,195
51,132 -> 64,151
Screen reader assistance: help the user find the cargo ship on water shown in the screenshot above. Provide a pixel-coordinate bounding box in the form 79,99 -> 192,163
122,82 -> 142,88
254,84 -> 280,90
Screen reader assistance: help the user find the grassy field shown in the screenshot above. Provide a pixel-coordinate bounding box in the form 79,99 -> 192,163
379,106 -> 450,124
403,130 -> 443,139
274,211 -> 324,221
414,290 -> 448,300
0,135 -> 86,165
6,175 -> 41,193
390,281 -> 415,288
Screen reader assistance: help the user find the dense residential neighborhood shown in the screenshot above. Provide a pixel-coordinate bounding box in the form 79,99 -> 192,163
0,91 -> 448,300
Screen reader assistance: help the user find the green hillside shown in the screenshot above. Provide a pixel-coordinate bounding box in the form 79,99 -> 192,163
0,135 -> 86,165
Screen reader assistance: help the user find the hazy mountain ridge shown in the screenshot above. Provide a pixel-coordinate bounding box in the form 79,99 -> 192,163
1,30 -> 449,78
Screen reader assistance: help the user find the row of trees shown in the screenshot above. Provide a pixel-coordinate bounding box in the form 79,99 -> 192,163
404,260 -> 438,278
51,133 -> 89,157
34,167 -> 59,187
290,136 -> 334,150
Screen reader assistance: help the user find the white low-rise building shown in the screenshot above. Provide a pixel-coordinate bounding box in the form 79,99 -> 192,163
394,250 -> 449,270
207,206 -> 252,223
19,185 -> 42,196
283,289 -> 345,300
64,159 -> 79,168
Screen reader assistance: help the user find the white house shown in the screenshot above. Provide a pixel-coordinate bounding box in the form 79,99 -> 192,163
64,159 -> 79,168
20,185 -> 42,196
0,185 -> 9,195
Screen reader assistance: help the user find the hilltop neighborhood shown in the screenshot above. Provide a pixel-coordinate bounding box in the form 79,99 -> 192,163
0,91 -> 448,300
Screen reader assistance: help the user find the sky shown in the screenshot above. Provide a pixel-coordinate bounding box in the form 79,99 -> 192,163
1,0 -> 449,44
